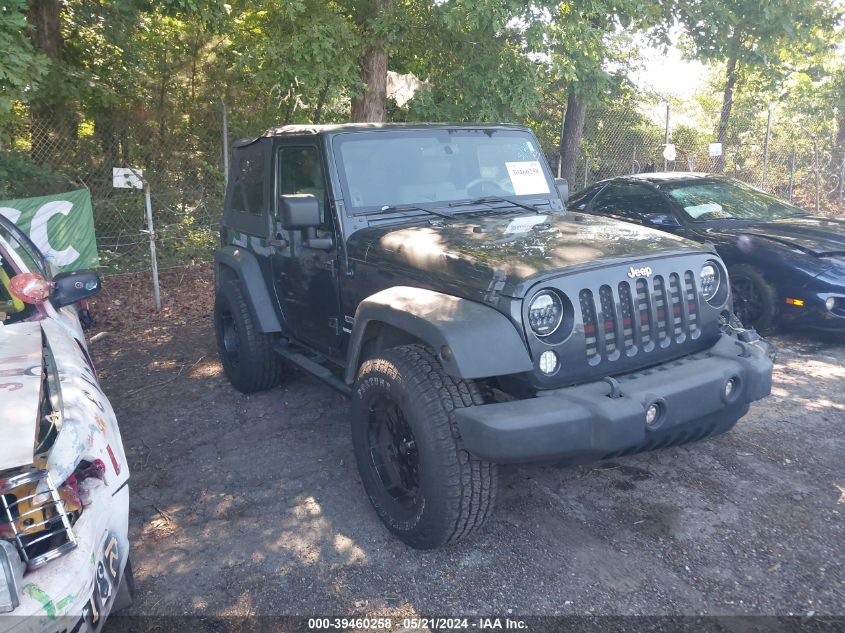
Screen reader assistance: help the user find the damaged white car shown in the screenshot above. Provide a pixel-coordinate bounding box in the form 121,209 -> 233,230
0,215 -> 131,632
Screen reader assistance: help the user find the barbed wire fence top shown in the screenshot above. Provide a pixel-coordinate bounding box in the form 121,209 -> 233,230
1,94 -> 843,278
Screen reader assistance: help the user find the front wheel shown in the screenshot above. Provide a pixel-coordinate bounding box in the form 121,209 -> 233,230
730,264 -> 778,333
351,345 -> 498,549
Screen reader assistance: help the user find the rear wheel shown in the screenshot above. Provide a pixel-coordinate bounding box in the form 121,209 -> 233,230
730,264 -> 778,333
351,344 -> 498,549
214,280 -> 287,393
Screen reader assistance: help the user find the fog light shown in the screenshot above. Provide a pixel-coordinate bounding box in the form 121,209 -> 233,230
0,541 -> 24,613
825,297 -> 836,312
645,403 -> 661,426
724,378 -> 737,398
539,350 -> 559,375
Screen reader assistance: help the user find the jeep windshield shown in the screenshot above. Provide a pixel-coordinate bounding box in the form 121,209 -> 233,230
333,128 -> 556,215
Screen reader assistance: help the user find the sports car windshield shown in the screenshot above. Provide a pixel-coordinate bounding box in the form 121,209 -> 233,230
662,179 -> 806,222
333,129 -> 554,213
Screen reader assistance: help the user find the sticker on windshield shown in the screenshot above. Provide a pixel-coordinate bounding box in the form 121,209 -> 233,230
504,215 -> 548,234
505,161 -> 551,196
684,202 -> 724,219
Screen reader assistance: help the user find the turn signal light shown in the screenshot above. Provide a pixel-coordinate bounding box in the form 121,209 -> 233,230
785,298 -> 804,307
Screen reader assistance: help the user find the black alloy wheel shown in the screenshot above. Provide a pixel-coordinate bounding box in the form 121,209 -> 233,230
367,397 -> 421,511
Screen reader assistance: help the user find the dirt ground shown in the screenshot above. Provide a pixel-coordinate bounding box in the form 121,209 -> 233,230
89,265 -> 844,619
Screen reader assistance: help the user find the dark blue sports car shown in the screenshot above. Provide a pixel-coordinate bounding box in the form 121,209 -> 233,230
568,173 -> 845,332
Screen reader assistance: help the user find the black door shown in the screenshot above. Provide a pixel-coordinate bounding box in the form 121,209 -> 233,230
271,142 -> 343,355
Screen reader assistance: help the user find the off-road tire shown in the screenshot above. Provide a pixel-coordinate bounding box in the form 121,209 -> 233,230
730,264 -> 778,334
214,280 -> 286,393
351,344 -> 498,549
112,557 -> 135,612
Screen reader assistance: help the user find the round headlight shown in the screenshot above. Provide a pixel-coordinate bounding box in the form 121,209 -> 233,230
528,290 -> 563,337
700,261 -> 721,303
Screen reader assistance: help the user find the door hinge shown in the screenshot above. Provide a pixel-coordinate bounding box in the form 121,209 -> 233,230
328,317 -> 341,335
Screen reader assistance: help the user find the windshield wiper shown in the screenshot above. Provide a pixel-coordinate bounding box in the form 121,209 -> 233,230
375,204 -> 455,220
448,196 -> 541,213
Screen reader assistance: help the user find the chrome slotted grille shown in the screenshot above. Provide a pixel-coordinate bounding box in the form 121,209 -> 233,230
0,469 -> 77,569
582,270 -> 700,363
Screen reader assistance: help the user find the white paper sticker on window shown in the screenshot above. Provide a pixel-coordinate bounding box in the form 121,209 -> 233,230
505,161 -> 551,196
684,202 -> 723,219
504,215 -> 548,234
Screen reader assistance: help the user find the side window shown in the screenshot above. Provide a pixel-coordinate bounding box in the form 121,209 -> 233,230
0,222 -> 47,277
277,146 -> 327,225
231,142 -> 265,216
591,183 -> 673,223
0,252 -> 36,323
567,183 -> 604,210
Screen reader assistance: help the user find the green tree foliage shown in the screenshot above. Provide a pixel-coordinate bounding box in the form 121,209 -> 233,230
551,0 -> 673,183
0,1 -> 46,118
674,0 -> 843,170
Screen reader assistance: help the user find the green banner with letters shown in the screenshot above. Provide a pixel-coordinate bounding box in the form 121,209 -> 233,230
0,189 -> 99,271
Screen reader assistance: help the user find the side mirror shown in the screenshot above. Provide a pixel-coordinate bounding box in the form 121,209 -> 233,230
51,271 -> 101,308
554,178 -> 569,203
280,194 -> 321,230
644,213 -> 680,227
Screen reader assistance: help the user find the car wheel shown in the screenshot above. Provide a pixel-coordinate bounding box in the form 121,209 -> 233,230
351,344 -> 498,549
730,264 -> 778,333
213,280 -> 287,393
111,557 -> 135,613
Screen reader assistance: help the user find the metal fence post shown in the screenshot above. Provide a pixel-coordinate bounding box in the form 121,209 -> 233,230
663,103 -> 670,172
788,150 -> 796,203
583,157 -> 589,189
812,138 -> 820,214
760,105 -> 772,189
839,151 -> 845,208
144,182 -> 162,311
222,100 -> 230,188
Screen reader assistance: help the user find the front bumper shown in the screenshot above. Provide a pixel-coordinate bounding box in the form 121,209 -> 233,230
779,291 -> 845,331
0,482 -> 129,633
456,333 -> 773,464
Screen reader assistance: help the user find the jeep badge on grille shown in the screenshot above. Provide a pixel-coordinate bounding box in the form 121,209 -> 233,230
628,266 -> 653,279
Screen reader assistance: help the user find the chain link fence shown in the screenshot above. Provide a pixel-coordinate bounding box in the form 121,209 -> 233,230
1,95 -> 843,280
1,101 -> 230,274
537,97 -> 845,215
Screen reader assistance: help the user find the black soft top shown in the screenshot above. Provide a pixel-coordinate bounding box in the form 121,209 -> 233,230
232,122 -> 532,148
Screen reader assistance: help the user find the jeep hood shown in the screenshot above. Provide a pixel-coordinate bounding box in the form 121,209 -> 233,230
0,321 -> 43,471
347,211 -> 702,299
739,216 -> 845,256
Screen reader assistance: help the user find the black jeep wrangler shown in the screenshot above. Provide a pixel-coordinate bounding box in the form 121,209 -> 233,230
213,123 -> 773,549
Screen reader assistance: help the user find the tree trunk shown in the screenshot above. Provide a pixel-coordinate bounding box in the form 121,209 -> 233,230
312,81 -> 331,124
350,0 -> 392,123
559,87 -> 587,186
836,109 -> 845,205
26,0 -> 65,165
26,0 -> 61,59
715,53 -> 739,173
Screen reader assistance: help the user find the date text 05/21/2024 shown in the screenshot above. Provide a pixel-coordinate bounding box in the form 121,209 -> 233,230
307,618 -> 528,630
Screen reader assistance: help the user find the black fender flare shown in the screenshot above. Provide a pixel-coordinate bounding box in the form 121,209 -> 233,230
214,245 -> 282,333
344,286 -> 533,384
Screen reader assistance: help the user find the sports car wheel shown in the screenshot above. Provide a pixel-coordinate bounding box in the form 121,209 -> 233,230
730,265 -> 777,333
